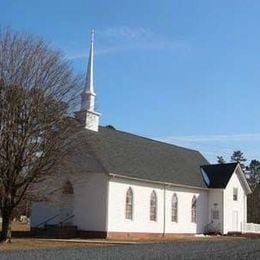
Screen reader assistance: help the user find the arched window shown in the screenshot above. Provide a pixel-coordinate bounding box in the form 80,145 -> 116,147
125,187 -> 133,220
60,180 -> 74,224
191,196 -> 197,223
150,190 -> 157,221
171,193 -> 178,222
62,180 -> 74,194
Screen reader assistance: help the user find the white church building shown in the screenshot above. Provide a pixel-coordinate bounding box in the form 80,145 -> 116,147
31,32 -> 252,239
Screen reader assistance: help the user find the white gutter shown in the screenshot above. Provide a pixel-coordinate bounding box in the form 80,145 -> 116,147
108,173 -> 209,191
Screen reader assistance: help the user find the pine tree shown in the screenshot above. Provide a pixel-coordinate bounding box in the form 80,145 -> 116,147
217,156 -> 226,164
230,150 -> 247,170
248,160 -> 260,189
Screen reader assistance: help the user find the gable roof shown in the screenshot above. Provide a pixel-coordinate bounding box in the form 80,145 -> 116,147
200,163 -> 238,188
84,126 -> 209,188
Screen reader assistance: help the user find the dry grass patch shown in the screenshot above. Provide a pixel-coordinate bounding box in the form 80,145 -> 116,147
0,222 -> 30,232
0,239 -> 107,251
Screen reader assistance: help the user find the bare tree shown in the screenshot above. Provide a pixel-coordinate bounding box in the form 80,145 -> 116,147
0,29 -> 81,242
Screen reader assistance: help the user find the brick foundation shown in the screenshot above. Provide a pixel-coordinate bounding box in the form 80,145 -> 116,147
106,232 -> 194,240
30,227 -> 196,240
77,230 -> 107,239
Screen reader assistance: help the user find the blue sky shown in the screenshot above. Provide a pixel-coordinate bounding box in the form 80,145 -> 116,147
1,0 -> 260,163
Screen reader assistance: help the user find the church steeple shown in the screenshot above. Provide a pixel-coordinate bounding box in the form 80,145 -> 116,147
81,30 -> 95,111
76,30 -> 100,132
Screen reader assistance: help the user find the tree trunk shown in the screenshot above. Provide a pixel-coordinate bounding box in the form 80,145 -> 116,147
0,209 -> 12,243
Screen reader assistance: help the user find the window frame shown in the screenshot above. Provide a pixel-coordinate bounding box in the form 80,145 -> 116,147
150,190 -> 157,221
211,209 -> 219,220
191,195 -> 197,223
233,187 -> 238,201
125,187 -> 134,220
171,193 -> 178,222
62,180 -> 74,194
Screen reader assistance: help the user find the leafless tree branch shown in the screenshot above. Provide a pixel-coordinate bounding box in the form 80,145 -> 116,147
0,28 -> 82,242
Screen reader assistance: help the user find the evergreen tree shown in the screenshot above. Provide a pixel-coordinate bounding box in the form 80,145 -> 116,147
230,150 -> 247,170
248,160 -> 260,189
217,156 -> 226,164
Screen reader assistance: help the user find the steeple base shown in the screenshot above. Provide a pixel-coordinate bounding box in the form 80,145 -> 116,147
75,110 -> 100,132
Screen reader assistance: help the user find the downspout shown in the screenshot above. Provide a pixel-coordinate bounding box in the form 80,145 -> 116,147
163,184 -> 166,237
105,175 -> 110,238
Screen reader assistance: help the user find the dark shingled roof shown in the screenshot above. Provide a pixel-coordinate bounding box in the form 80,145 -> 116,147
200,163 -> 238,188
84,126 -> 209,188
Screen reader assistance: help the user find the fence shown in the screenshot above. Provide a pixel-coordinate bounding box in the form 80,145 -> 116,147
241,222 -> 260,233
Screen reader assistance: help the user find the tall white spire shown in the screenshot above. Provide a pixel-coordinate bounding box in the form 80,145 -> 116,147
77,30 -> 100,132
81,29 -> 96,111
86,30 -> 95,95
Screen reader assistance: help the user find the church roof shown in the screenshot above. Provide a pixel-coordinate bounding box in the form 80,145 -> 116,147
85,126 -> 209,188
200,163 -> 238,188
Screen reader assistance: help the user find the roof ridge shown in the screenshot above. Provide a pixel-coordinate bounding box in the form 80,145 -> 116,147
99,126 -> 202,154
